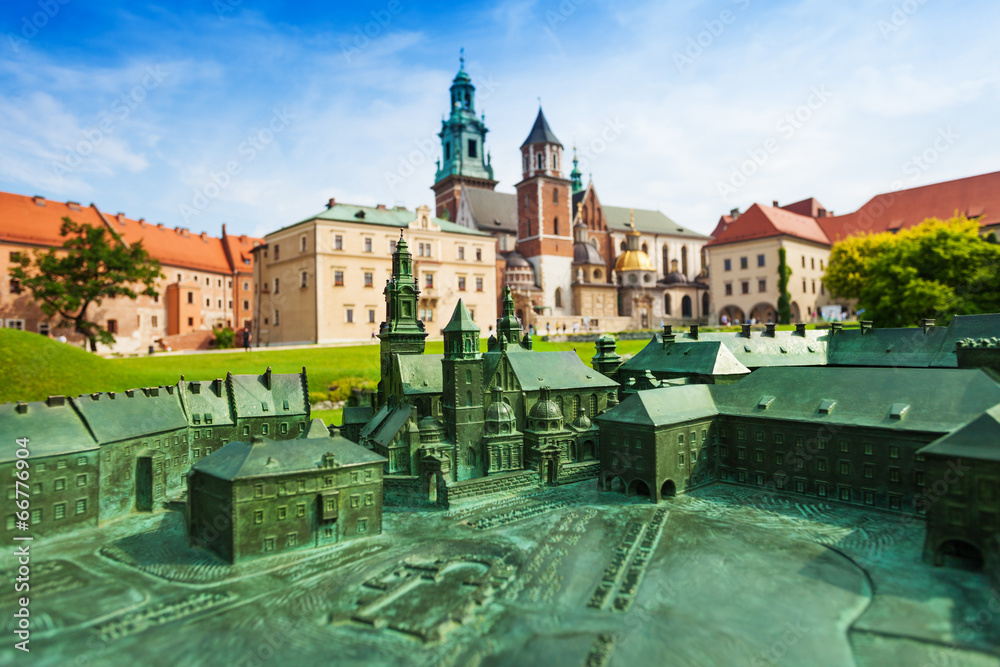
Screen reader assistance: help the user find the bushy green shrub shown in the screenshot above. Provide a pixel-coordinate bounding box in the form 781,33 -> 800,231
213,327 -> 236,349
328,377 -> 377,402
308,391 -> 330,405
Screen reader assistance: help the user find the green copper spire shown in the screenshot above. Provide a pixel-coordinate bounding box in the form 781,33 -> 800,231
377,231 -> 427,407
434,50 -> 494,184
443,299 -> 481,360
570,146 -> 583,194
496,286 -> 522,346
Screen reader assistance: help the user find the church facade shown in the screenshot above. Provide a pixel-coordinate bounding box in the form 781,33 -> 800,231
431,58 -> 711,332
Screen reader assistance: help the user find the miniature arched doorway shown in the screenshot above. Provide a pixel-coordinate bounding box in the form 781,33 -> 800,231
936,539 -> 984,571
609,476 -> 625,493
582,440 -> 596,460
660,479 -> 677,498
681,295 -> 692,318
627,479 -> 651,498
427,473 -> 437,503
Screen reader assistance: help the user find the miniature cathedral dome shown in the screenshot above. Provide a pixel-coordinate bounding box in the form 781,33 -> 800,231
527,387 -> 563,431
485,386 -> 517,435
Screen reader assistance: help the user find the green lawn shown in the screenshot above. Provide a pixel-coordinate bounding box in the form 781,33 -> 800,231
0,328 -> 653,407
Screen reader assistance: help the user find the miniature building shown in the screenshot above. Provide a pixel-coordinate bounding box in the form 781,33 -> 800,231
0,369 -> 311,542
188,419 -> 386,563
359,235 -> 617,504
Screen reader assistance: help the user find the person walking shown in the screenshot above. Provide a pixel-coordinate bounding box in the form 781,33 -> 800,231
243,326 -> 252,351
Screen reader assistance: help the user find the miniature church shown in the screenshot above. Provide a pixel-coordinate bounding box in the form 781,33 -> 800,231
358,232 -> 617,502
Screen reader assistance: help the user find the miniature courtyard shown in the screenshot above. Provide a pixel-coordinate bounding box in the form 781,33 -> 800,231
2,480 -> 996,667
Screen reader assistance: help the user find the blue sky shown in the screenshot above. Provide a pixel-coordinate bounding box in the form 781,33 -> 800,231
1,0 -> 998,238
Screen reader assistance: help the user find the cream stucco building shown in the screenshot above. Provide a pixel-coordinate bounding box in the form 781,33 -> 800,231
255,201 -> 496,345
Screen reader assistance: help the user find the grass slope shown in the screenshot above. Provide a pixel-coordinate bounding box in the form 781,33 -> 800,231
0,328 -> 651,405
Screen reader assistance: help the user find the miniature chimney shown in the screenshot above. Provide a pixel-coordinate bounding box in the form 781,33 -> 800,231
15,402 -> 28,414
831,322 -> 843,334
741,324 -> 752,338
327,198 -> 336,209
264,366 -> 272,390
861,321 -> 873,335
921,318 -> 935,334
794,323 -> 806,336
689,324 -> 699,340
662,324 -> 675,345
190,382 -> 201,394
765,322 -> 776,337
46,395 -> 66,407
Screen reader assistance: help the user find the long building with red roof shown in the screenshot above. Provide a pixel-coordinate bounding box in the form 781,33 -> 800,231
705,170 -> 1000,325
0,191 -> 262,354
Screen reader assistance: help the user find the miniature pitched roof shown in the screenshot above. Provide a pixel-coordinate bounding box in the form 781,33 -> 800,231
521,108 -> 562,148
370,402 -> 415,449
71,388 -> 188,444
596,385 -> 719,426
707,203 -> 830,247
227,368 -> 308,418
713,367 -> 1000,433
622,339 -> 750,377
178,378 -> 234,426
192,433 -> 385,480
342,405 -> 375,426
359,402 -> 393,440
0,398 -> 98,463
919,404 -> 1000,461
502,349 -> 617,391
397,355 -> 444,395
443,300 -> 479,333
658,329 -> 829,369
818,170 -> 1000,242
825,325 -> 948,368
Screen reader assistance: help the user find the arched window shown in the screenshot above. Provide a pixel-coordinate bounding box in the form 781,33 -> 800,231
641,243 -> 648,254
594,268 -> 603,280
554,217 -> 559,236
467,447 -> 476,467
682,295 -> 692,318
665,294 -> 671,315
551,153 -> 558,170
466,390 -> 472,407
681,246 -> 689,277
536,152 -> 544,170
523,154 -> 529,172
555,287 -> 563,308
662,246 -> 669,275
620,241 -> 627,251
553,188 -> 559,204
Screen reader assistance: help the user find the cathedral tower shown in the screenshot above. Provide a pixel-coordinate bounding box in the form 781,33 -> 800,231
442,300 -> 485,480
377,232 -> 428,407
515,107 -> 574,316
431,52 -> 498,221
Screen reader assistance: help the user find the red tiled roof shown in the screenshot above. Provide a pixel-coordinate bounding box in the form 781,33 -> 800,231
779,197 -> 826,218
0,191 -> 262,275
221,224 -> 262,275
0,192 -> 106,247
818,171 -> 1000,243
706,203 -> 830,247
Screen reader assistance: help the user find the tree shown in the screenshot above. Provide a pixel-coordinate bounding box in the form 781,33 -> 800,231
9,218 -> 162,351
777,247 -> 792,324
824,216 -> 1000,327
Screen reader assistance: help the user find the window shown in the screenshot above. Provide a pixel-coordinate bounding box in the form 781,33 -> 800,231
334,234 -> 343,250
889,445 -> 900,459
274,309 -> 280,325
741,281 -> 749,294
31,509 -> 42,524
297,503 -> 306,517
864,464 -> 875,479
350,495 -> 360,508
420,308 -> 434,322
757,254 -> 765,267
287,533 -> 298,547
725,283 -> 733,296
802,278 -> 807,292
273,278 -> 280,294
205,298 -> 211,307
811,257 -> 815,270
368,309 -> 376,323
536,152 -> 544,170
54,503 -> 66,520
840,441 -> 849,453
839,461 -> 850,475
820,281 -> 825,295
364,238 -> 372,253
468,139 -> 477,158
263,537 -> 275,551
724,259 -> 732,272
737,428 -> 745,440
475,248 -> 482,261
55,478 -> 66,491
737,447 -> 746,460
801,256 -> 806,268
274,244 -> 280,260
678,452 -> 685,466
243,281 -> 250,291
75,499 -> 87,514
357,519 -> 368,533
889,468 -> 901,483
107,319 -> 118,334
300,272 -> 308,288
552,153 -> 558,169
76,474 -> 87,487
740,257 -> 748,269
346,308 -> 354,323
242,301 -> 248,311
334,270 -> 344,286
475,277 -> 483,291
458,246 -> 465,260
364,492 -> 374,506
300,236 -> 307,252
839,487 -> 851,502
553,187 -> 559,204
364,272 -> 373,287
425,273 -> 434,288
278,506 -> 287,520
254,510 -> 264,524
9,278 -> 22,294
758,279 -> 766,292
458,277 -> 466,291
755,451 -> 765,463
254,484 -> 264,498
817,458 -> 827,472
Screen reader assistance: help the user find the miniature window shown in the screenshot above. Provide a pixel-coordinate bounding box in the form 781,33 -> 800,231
54,478 -> 66,491
889,468 -> 901,483
737,448 -> 746,460
365,470 -> 372,482
817,459 -> 827,472
839,488 -> 851,501
889,445 -> 900,459
278,507 -> 287,520
839,461 -> 850,475
889,495 -> 901,510
297,503 -> 306,517
755,431 -> 764,443
915,471 -> 925,486
364,493 -> 373,506
31,509 -> 42,524
817,484 -> 827,497
678,434 -> 684,445
75,499 -> 87,514
31,483 -> 41,495
864,464 -> 875,479
194,449 -> 201,458
287,533 -> 298,547
755,451 -> 764,463
775,453 -> 784,466
351,471 -> 359,483
738,471 -> 747,483
350,495 -> 360,508
737,428 -> 745,441
678,453 -> 685,466
863,491 -> 875,505
795,480 -> 805,493
839,440 -> 849,453
324,476 -> 333,488
719,446 -> 727,458
262,424 -> 269,435
254,510 -> 264,524
756,474 -> 765,486
254,484 -> 263,498
357,519 -> 368,534
263,537 -> 275,551
58,459 -> 67,469
76,474 -> 87,487
54,503 -> 66,520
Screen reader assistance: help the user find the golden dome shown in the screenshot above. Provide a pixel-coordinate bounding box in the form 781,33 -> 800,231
614,249 -> 655,272
614,211 -> 654,272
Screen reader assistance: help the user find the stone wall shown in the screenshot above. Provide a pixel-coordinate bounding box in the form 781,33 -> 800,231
383,475 -> 436,508
444,470 -> 541,506
557,461 -> 601,485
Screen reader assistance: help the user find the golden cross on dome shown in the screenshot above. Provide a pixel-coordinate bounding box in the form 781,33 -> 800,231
629,208 -> 635,229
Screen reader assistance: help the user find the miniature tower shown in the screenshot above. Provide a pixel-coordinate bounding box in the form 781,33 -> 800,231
591,335 -> 623,379
377,232 -> 428,407
496,285 -> 523,348
442,300 -> 486,480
